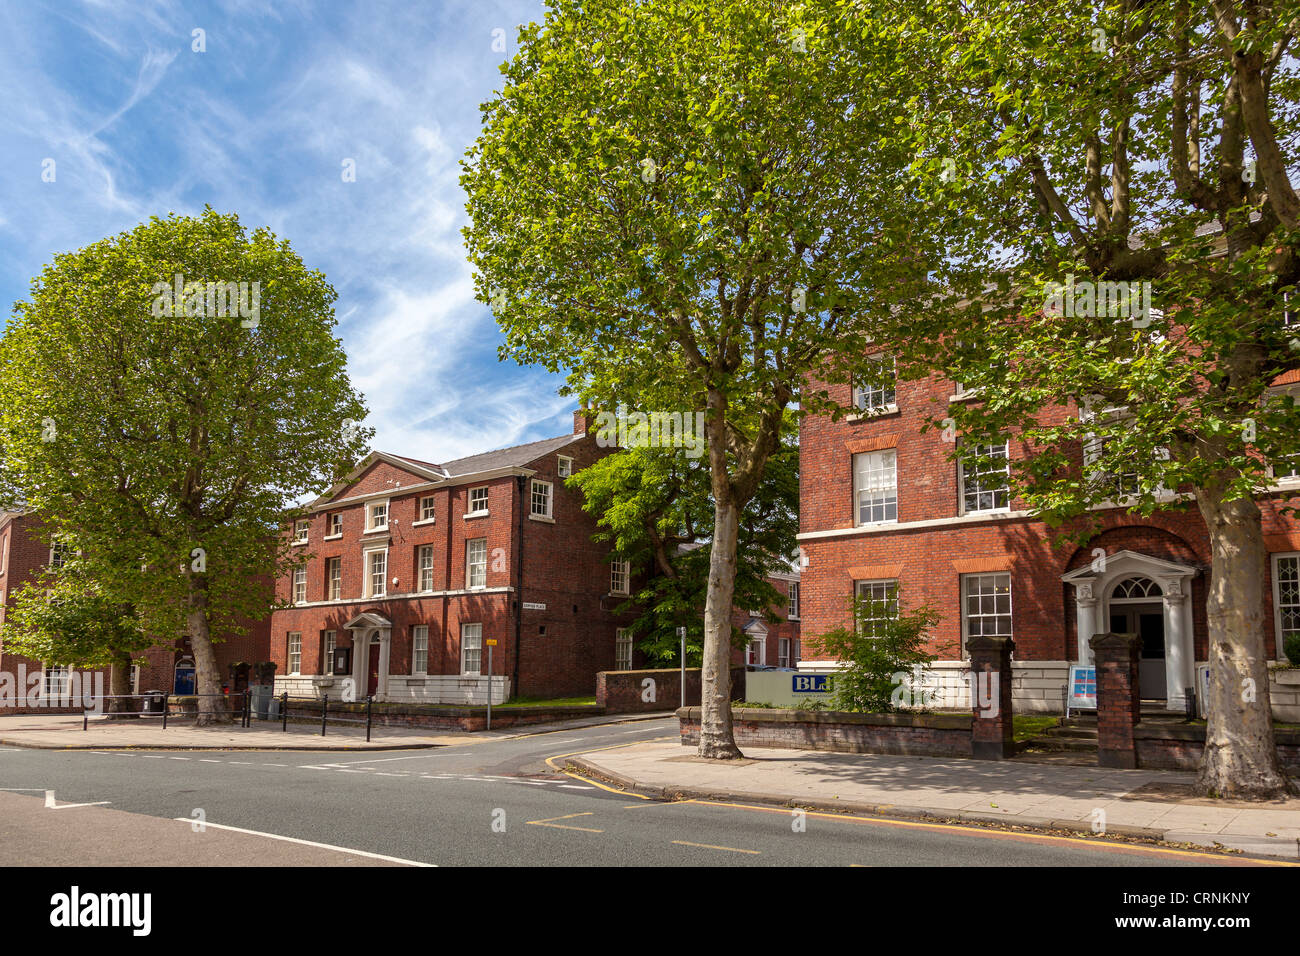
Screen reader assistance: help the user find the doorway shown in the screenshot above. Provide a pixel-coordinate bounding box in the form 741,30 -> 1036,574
1109,603 -> 1166,699
367,643 -> 382,698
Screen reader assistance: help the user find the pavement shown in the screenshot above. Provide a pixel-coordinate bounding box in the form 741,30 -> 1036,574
566,740 -> 1300,860
0,710 -> 673,751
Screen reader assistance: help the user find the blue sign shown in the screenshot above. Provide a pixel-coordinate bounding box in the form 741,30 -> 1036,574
792,674 -> 832,694
1067,664 -> 1096,714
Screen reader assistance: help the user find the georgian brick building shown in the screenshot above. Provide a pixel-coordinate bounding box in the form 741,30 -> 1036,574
268,411 -> 642,703
735,571 -> 802,669
0,510 -> 270,709
797,365 -> 1300,716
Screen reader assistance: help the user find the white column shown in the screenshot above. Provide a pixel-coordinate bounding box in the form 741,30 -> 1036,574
377,629 -> 391,700
1163,580 -> 1190,711
1075,582 -> 1098,663
349,629 -> 364,699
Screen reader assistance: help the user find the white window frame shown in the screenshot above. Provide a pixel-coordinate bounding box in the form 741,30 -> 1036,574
530,479 -> 553,519
958,441 -> 1011,515
365,546 -> 388,598
467,486 -> 490,517
42,664 -> 70,699
327,557 -> 342,601
851,354 -> 898,415
327,512 -> 343,538
615,627 -> 633,670
367,499 -> 389,532
1271,553 -> 1300,661
49,539 -> 75,569
854,579 -> 899,639
466,538 -> 487,589
287,632 -> 302,676
418,545 -> 435,592
778,637 -> 791,668
610,559 -> 630,596
461,623 -> 483,675
853,449 -> 898,526
293,567 -> 307,605
960,572 -> 1013,656
323,630 -> 336,675
787,582 -> 800,620
412,625 -> 429,675
418,496 -> 437,523
745,636 -> 766,666
293,519 -> 309,544
557,455 -> 574,478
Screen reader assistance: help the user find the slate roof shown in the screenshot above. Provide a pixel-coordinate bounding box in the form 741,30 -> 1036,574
413,433 -> 583,478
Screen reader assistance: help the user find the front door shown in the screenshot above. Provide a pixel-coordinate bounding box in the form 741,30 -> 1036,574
1110,604 -> 1166,699
367,643 -> 381,698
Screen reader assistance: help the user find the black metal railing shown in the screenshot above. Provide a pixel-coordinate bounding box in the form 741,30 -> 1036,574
81,690 -> 376,741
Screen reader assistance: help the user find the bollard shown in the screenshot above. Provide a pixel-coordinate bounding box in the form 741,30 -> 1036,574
83,709 -> 88,732
163,693 -> 169,730
321,694 -> 328,737
366,696 -> 373,743
281,692 -> 288,732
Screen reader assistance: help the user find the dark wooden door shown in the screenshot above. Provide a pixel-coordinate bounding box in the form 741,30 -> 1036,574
367,643 -> 381,698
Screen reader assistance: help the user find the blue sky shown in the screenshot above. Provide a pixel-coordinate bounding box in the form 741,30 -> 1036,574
0,0 -> 574,464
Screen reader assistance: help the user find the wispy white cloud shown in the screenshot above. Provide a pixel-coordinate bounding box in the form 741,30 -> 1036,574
0,0 -> 576,469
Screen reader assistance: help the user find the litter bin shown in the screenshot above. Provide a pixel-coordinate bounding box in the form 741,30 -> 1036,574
251,684 -> 273,720
142,691 -> 165,715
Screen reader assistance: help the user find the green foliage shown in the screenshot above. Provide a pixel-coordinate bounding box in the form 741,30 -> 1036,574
806,593 -> 945,714
1,557 -> 153,668
0,208 -> 371,690
871,1 -> 1300,529
568,420 -> 799,664
1286,632 -> 1300,667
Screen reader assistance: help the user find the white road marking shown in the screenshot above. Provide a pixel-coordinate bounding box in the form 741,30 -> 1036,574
172,818 -> 435,867
45,790 -> 110,810
199,759 -> 222,763
558,784 -> 594,790
170,757 -> 191,760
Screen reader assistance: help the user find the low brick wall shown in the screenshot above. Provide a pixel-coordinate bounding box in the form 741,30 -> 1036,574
1134,723 -> 1300,772
677,706 -> 973,757
270,699 -> 603,732
598,667 -> 746,713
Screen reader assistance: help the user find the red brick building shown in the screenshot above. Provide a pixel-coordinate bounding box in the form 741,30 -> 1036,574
797,365 -> 1300,717
0,510 -> 270,710
734,570 -> 802,669
268,412 -> 640,704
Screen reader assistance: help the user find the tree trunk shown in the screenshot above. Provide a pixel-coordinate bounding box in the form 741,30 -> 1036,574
187,581 -> 229,726
1195,493 -> 1293,798
698,492 -> 743,759
107,649 -> 133,716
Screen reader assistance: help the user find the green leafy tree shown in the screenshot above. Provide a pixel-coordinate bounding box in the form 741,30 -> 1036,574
2,553 -> 154,713
569,425 -> 799,664
0,209 -> 371,724
462,0 -> 933,757
807,593 -> 945,714
884,0 -> 1299,795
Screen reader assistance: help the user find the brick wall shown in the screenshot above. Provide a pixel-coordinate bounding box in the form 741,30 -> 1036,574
596,666 -> 746,713
677,706 -> 974,757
